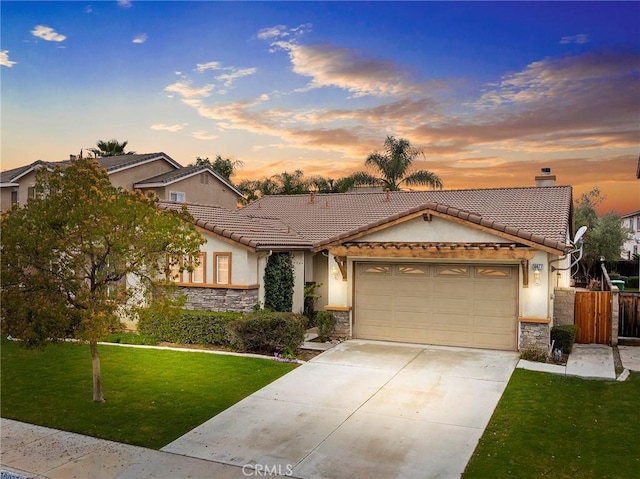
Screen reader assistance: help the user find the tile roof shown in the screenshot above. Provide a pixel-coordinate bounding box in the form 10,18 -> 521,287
157,201 -> 312,250
135,165 -> 244,197
1,153 -> 180,183
239,187 -> 573,253
95,153 -> 181,172
0,160 -> 57,184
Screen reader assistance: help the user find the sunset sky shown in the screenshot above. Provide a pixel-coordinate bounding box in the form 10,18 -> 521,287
2,1 -> 639,214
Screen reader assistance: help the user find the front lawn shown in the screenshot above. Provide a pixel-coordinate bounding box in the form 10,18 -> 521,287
463,369 -> 640,478
0,338 -> 297,449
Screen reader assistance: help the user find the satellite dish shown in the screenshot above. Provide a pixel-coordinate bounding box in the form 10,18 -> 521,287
573,226 -> 587,245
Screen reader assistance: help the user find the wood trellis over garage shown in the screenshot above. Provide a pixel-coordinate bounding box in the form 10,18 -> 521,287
328,242 -> 538,287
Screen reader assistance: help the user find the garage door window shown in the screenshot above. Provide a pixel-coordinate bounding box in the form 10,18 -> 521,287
476,266 -> 512,278
435,266 -> 469,277
397,265 -> 429,276
359,265 -> 391,275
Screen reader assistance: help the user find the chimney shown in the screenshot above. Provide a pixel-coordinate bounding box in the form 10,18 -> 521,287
535,167 -> 556,187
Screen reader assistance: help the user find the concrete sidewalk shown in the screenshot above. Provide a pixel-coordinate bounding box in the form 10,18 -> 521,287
518,343 -> 616,379
0,419 -> 252,479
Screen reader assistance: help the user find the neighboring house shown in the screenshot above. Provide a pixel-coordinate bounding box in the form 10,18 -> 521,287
621,210 -> 640,259
0,153 -> 243,210
159,169 -> 574,353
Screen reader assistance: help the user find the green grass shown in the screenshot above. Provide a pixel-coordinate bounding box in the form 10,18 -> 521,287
0,338 -> 297,449
464,369 -> 640,478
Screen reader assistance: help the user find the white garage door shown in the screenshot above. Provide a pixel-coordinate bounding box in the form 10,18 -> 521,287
354,263 -> 518,350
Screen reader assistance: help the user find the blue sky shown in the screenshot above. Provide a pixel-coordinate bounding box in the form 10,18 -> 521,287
2,1 -> 639,212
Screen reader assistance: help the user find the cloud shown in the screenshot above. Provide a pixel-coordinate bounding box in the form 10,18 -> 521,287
31,25 -> 66,42
216,67 -> 257,87
268,40 -> 430,98
150,123 -> 187,132
257,25 -> 289,40
85,5 -> 93,14
416,51 -> 640,152
258,23 -> 312,40
132,34 -> 147,44
1,50 -> 17,67
191,131 -> 218,140
164,80 -> 214,98
560,34 -> 590,45
118,0 -> 132,8
196,61 -> 221,72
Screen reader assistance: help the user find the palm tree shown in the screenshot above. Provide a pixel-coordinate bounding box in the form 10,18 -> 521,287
89,139 -> 134,157
350,136 -> 442,191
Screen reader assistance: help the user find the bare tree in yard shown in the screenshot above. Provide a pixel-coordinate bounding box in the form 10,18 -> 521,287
1,158 -> 204,402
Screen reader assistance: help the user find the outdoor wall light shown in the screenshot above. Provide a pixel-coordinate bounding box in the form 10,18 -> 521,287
533,270 -> 541,285
331,266 -> 340,280
532,263 -> 544,286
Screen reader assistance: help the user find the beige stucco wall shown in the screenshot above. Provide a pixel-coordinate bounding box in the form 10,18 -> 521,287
172,233 -> 257,286
158,173 -> 240,209
0,187 -> 15,210
363,216 -> 509,243
14,170 -> 38,207
109,159 -> 175,191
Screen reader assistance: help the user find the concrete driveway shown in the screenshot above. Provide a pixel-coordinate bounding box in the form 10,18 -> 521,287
163,340 -> 518,478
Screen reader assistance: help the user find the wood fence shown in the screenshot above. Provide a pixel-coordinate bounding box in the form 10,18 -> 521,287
619,293 -> 640,338
574,291 -> 611,344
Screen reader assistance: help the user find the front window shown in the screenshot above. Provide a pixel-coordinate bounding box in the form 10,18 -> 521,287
10,190 -> 18,205
189,252 -> 206,284
170,191 -> 186,202
215,253 -> 231,284
166,256 -> 183,282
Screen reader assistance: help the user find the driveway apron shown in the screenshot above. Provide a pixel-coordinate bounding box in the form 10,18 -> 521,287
162,340 -> 519,479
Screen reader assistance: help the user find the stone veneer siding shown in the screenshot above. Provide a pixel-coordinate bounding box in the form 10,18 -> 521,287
553,287 -> 576,326
330,310 -> 350,337
180,286 -> 259,313
519,322 -> 550,350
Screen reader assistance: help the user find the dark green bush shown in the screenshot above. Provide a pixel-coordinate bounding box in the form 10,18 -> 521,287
138,309 -> 241,346
227,311 -> 306,354
103,332 -> 158,345
264,252 -> 294,312
627,276 -> 639,289
551,324 -> 579,354
316,311 -> 336,341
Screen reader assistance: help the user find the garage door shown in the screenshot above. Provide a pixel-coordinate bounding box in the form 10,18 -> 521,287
354,263 -> 518,350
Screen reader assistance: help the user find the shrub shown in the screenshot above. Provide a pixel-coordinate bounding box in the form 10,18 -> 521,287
138,309 -> 241,346
316,311 -> 336,341
627,276 -> 639,289
264,252 -> 294,312
519,348 -> 548,362
551,324 -> 579,354
103,332 -> 158,345
227,311 -> 306,354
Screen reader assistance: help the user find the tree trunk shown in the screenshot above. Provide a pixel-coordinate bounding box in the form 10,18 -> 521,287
89,340 -> 105,403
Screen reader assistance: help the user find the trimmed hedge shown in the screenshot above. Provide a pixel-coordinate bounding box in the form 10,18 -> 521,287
551,324 -> 579,354
138,309 -> 306,354
627,276 -> 639,289
227,311 -> 307,354
138,310 -> 241,346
